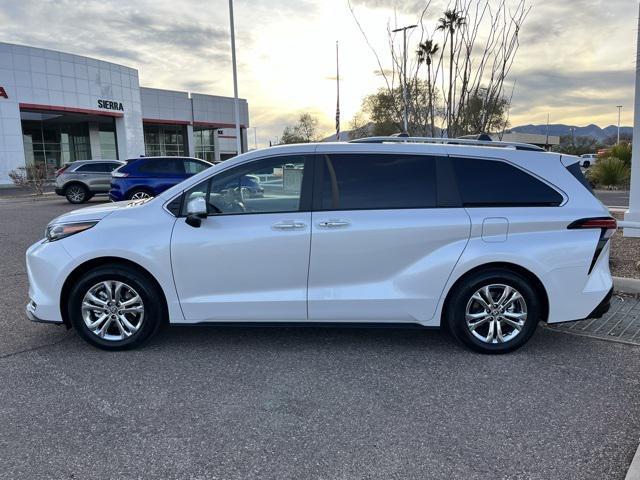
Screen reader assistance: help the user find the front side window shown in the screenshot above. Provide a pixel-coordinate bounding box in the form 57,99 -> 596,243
182,155 -> 307,216
451,157 -> 563,207
320,154 -> 437,210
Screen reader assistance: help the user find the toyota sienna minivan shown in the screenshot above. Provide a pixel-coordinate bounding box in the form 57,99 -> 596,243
26,137 -> 614,354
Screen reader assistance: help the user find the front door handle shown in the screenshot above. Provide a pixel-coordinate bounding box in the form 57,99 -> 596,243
272,221 -> 306,230
318,219 -> 351,228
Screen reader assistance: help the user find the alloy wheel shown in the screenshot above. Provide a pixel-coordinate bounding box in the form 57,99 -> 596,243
130,191 -> 152,200
81,280 -> 145,341
465,284 -> 527,344
67,186 -> 85,202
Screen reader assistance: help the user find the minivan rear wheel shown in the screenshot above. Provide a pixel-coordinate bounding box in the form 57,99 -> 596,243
446,269 -> 540,354
65,184 -> 88,204
67,265 -> 165,350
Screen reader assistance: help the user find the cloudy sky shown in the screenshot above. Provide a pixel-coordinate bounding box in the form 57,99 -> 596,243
0,0 -> 635,146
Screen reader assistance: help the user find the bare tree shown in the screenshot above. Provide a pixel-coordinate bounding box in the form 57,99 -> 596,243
348,0 -> 530,138
8,163 -> 53,195
281,113 -> 321,144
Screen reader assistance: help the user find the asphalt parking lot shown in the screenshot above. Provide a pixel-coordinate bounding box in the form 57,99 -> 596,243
595,189 -> 630,209
1,196 -> 640,479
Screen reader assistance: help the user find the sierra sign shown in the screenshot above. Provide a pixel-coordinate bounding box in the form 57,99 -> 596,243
0,86 -> 8,99
97,99 -> 124,111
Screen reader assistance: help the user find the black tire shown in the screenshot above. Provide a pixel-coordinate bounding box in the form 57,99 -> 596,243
127,188 -> 154,200
65,183 -> 89,204
445,268 -> 540,354
67,264 -> 165,350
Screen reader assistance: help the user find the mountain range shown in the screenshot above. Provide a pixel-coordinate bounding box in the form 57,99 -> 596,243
324,124 -> 633,142
509,124 -> 632,142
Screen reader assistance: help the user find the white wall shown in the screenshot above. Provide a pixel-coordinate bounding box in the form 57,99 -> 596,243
0,42 -> 145,184
0,42 -> 252,184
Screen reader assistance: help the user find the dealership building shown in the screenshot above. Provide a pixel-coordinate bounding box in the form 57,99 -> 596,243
0,42 -> 250,185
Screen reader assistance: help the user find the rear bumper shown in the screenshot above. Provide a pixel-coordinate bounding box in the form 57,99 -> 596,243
584,287 -> 613,320
109,189 -> 126,202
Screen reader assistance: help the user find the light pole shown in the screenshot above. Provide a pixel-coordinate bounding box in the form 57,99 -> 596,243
228,0 -> 242,156
569,127 -> 576,146
253,126 -> 258,150
392,24 -> 417,136
624,4 -> 640,237
616,105 -> 623,144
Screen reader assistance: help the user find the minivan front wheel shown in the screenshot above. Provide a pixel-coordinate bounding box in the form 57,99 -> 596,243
446,269 -> 540,354
68,265 -> 165,350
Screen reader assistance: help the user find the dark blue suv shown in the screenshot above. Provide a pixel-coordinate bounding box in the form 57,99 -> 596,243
109,156 -> 212,201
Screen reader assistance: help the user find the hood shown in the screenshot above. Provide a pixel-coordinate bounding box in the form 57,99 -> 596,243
48,200 -> 135,225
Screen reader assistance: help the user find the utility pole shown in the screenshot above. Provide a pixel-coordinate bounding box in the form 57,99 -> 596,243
392,24 -> 417,136
228,0 -> 242,156
545,113 -> 550,151
616,105 -> 623,144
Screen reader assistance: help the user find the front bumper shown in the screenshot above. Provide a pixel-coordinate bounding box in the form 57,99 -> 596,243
54,188 -> 64,196
25,238 -> 74,324
26,300 -> 63,325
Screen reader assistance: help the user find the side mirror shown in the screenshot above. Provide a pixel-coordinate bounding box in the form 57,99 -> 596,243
185,196 -> 207,228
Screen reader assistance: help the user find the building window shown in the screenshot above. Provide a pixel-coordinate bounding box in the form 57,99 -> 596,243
21,114 -> 92,172
143,124 -> 187,156
99,123 -> 118,159
194,127 -> 216,163
20,110 -> 118,173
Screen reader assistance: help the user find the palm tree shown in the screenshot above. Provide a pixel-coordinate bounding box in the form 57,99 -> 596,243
437,9 -> 465,137
417,39 -> 439,137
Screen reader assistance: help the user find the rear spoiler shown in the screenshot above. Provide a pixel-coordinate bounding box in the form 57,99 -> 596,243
560,154 -> 581,167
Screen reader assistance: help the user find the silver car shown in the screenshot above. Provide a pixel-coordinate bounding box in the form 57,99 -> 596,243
55,160 -> 124,204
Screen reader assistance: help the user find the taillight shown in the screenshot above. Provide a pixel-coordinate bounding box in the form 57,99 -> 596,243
568,217 -> 617,273
55,165 -> 70,177
568,217 -> 617,238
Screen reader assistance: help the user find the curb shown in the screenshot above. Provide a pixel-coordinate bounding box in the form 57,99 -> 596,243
614,276 -> 640,295
626,442 -> 640,480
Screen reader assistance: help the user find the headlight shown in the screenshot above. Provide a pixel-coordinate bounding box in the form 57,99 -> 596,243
45,221 -> 98,242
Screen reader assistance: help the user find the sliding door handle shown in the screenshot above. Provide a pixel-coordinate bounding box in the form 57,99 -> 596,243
318,219 -> 351,228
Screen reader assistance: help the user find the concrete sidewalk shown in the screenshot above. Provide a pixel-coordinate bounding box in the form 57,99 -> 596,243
0,185 -> 54,198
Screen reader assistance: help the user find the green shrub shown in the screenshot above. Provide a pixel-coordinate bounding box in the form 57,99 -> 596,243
608,142 -> 632,166
589,157 -> 630,188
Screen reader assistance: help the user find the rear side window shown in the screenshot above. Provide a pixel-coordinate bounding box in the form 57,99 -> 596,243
136,158 -> 185,175
184,160 -> 209,174
451,157 -> 563,207
566,161 -> 594,194
320,154 -> 437,210
75,162 -> 116,173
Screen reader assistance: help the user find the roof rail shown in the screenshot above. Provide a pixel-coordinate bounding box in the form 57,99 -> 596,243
348,136 -> 545,152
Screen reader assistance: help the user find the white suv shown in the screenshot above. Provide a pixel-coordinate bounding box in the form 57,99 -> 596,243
26,138 -> 615,354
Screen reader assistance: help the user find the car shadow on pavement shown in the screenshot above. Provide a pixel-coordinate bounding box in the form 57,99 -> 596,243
150,323 -> 459,353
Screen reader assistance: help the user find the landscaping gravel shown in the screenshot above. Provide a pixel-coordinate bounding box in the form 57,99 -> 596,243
610,212 -> 640,279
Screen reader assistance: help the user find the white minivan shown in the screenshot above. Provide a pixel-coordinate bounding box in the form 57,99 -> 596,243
26,137 -> 615,353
